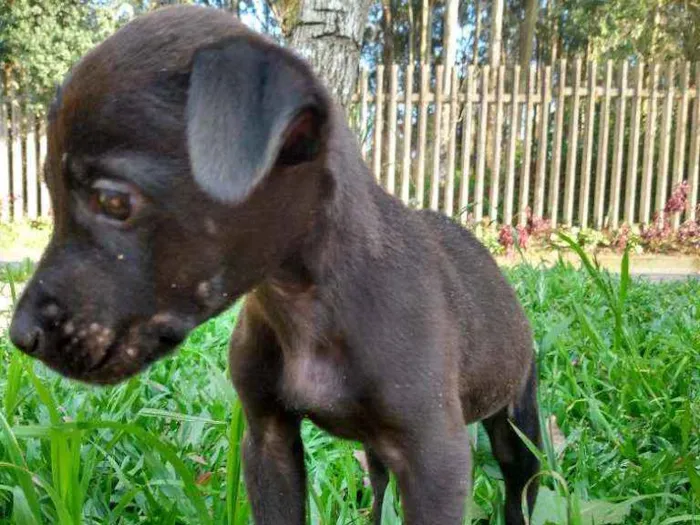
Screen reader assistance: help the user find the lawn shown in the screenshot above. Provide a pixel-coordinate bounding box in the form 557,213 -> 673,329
0,252 -> 698,524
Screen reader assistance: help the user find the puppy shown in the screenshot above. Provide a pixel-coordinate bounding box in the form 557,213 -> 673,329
9,6 -> 540,524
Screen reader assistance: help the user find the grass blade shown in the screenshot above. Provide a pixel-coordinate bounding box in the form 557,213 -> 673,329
0,414 -> 43,524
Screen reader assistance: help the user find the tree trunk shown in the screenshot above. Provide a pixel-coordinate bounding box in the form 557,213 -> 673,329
519,0 -> 537,73
489,0 -> 504,68
442,0 -> 458,89
548,0 -> 558,64
407,0 -> 415,66
440,0 -> 459,182
420,0 -> 430,64
382,0 -> 395,69
287,0 -> 372,108
472,0 -> 482,64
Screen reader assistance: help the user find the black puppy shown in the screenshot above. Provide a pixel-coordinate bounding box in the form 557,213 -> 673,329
9,6 -> 540,524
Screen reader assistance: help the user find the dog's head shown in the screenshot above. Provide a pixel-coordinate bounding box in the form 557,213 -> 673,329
9,6 -> 333,384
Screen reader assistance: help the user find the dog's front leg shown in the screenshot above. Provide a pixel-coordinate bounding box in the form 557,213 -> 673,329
241,412 -> 306,525
230,313 -> 306,524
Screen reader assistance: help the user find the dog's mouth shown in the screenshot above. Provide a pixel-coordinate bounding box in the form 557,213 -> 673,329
38,313 -> 197,385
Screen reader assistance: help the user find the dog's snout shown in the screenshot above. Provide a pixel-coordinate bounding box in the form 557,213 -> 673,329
9,307 -> 45,357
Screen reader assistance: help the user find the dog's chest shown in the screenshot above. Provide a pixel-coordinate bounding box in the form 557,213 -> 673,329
280,340 -> 358,420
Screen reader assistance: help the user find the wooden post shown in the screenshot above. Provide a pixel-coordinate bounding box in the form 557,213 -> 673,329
579,61 -> 597,228
475,65 -> 490,220
609,61 -> 628,229
373,65 -> 385,182
26,111 -> 38,219
490,65 -> 505,222
534,65 -> 551,218
689,63 -> 700,222
640,64 -> 659,224
444,68 -> 459,216
386,64 -> 399,195
594,61 -> 613,229
671,62 -> 690,227
518,65 -> 536,225
504,65 -> 521,225
401,65 -> 414,205
548,59 -> 567,228
11,97 -> 23,221
430,64 -> 444,211
563,58 -> 582,226
624,62 -> 644,225
656,62 -> 674,222
0,93 -> 9,223
459,65 -> 475,224
417,63 -> 429,208
39,118 -> 50,218
359,69 -> 369,160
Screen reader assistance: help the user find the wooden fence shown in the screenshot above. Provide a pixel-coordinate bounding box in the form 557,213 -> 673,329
1,60 -> 699,230
349,60 -> 700,230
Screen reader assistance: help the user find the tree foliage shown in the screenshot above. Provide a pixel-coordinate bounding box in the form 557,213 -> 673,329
0,0 -> 119,107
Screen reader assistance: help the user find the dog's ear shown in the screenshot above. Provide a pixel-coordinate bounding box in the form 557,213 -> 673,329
186,37 -> 328,203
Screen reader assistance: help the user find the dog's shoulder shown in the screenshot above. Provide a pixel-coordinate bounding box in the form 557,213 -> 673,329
416,209 -> 490,259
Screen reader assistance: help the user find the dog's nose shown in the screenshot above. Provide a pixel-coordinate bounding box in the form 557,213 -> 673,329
9,308 -> 45,356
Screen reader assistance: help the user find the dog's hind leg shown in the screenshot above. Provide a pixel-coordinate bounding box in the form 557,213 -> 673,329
365,446 -> 389,525
483,363 -> 541,525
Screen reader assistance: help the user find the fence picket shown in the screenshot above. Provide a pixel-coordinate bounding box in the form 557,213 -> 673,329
444,69 -> 459,216
26,112 -> 38,219
490,65 -> 505,222
430,64 -> 444,211
672,62 -> 690,226
609,61 -> 628,229
534,65 -> 551,219
624,63 -> 644,225
386,64 -> 398,194
594,61 -> 614,229
579,60 -> 597,228
401,65 -> 414,204
0,93 -> 9,223
416,63 -> 429,208
475,65 -> 490,220
518,65 -> 536,225
504,65 -> 520,225
563,58 -> 582,226
10,98 -> 23,221
459,65 -> 475,224
640,64 -> 659,224
656,62 -> 675,220
39,119 -> 49,217
689,63 -> 700,222
359,69 -> 369,160
548,59 -> 567,227
373,65 -> 385,182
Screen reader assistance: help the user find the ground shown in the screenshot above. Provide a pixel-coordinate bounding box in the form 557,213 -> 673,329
1,252 -> 698,524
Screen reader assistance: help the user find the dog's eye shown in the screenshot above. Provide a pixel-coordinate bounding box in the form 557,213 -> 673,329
89,180 -> 136,222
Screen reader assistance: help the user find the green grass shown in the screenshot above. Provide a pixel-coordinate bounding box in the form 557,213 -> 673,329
0,220 -> 52,261
0,250 -> 698,524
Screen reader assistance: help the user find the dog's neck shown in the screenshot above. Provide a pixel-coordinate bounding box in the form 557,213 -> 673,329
252,106 -> 388,342
273,104 -> 386,287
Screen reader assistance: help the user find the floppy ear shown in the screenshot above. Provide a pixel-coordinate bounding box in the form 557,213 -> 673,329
186,37 -> 328,203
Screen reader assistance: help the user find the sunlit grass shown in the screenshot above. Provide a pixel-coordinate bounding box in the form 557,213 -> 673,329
0,250 -> 698,523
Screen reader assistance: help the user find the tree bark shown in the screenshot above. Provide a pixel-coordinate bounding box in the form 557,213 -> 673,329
419,0 -> 430,64
519,0 -> 537,73
489,0 -> 504,68
287,0 -> 372,108
442,0 -> 458,89
407,0 -> 415,66
381,0 -> 395,70
472,0 -> 482,64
